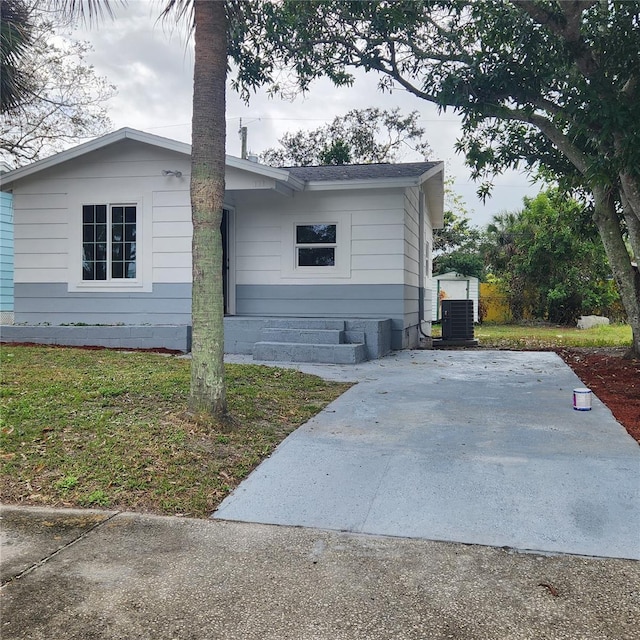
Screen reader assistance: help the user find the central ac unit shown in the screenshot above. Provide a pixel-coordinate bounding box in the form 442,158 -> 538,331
441,299 -> 474,341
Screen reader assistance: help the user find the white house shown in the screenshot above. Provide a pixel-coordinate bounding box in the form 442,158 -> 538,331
0,128 -> 444,363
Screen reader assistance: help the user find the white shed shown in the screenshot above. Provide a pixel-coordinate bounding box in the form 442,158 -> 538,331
432,271 -> 479,323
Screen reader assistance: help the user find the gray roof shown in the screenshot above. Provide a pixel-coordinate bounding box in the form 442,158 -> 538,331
285,162 -> 439,182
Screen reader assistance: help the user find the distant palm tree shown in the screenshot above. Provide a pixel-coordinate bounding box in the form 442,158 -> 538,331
485,212 -> 527,321
36,0 -> 229,417
485,212 -> 519,269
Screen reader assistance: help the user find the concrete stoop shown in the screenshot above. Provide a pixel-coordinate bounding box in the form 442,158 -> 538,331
252,320 -> 368,364
2,317 -> 392,359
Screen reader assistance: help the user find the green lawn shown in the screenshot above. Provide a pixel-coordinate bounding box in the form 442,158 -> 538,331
0,346 -> 351,518
432,322 -> 632,349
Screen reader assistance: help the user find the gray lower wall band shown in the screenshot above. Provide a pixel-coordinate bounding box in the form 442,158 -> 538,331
8,283 -> 431,353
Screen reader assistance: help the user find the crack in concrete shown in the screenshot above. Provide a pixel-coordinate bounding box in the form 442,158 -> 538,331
1,511 -> 121,587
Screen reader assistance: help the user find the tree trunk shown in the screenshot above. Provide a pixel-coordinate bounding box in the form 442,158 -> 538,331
189,0 -> 228,416
621,191 -> 640,265
592,186 -> 640,358
619,173 -> 640,262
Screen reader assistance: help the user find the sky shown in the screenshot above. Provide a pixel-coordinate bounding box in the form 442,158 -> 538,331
71,0 -> 542,227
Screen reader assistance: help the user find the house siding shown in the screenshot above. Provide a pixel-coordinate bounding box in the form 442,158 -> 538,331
1,192 -> 14,323
423,187 -> 435,325
10,141 -> 195,296
402,186 -> 435,343
233,189 -> 407,286
151,190 -> 192,283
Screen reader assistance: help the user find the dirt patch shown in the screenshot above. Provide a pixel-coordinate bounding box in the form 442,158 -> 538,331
557,348 -> 640,444
1,341 -> 183,355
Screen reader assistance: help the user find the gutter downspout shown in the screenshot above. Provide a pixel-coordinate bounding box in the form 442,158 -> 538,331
418,190 -> 429,340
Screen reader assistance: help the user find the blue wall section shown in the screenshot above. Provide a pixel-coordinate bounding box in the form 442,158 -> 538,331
14,282 -> 193,325
0,192 -> 14,319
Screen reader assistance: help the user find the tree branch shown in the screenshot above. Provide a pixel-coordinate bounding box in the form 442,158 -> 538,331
509,0 -> 600,78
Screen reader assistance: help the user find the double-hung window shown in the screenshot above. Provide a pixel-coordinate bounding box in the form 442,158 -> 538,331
295,223 -> 337,267
82,204 -> 137,281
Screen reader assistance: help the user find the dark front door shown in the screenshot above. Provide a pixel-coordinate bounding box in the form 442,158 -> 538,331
221,209 -> 229,315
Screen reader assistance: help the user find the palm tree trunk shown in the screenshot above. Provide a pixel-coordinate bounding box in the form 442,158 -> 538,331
189,0 -> 227,416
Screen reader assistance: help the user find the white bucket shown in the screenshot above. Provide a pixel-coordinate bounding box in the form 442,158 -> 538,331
573,388 -> 592,411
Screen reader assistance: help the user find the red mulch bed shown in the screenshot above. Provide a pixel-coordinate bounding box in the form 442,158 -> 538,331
556,348 -> 640,444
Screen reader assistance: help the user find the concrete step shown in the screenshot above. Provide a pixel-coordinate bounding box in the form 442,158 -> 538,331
344,330 -> 366,344
253,341 -> 368,364
259,328 -> 344,345
264,319 -> 346,331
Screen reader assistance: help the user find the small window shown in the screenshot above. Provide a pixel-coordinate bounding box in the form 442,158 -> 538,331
295,223 -> 337,267
82,204 -> 137,281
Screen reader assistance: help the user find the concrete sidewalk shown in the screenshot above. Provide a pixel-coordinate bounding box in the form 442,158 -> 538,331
2,505 -> 639,640
217,350 -> 640,560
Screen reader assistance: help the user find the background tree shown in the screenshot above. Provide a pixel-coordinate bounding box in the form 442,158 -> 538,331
485,190 -> 619,324
252,0 -> 640,356
0,2 -> 116,164
260,107 -> 432,166
482,212 -> 527,321
433,180 -> 483,279
318,139 -> 351,166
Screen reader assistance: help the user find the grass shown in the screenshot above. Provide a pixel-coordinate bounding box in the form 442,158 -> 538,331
432,322 -> 632,350
0,346 -> 351,518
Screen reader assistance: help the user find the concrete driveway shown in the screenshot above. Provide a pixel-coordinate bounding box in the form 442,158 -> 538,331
216,350 -> 640,560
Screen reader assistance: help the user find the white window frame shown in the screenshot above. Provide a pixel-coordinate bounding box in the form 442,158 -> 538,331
281,213 -> 351,279
295,222 -> 337,269
68,193 -> 152,293
81,203 -> 137,283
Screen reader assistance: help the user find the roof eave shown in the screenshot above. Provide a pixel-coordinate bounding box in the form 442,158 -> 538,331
302,176 -> 424,191
418,162 -> 444,185
224,156 -> 304,191
421,162 -> 445,228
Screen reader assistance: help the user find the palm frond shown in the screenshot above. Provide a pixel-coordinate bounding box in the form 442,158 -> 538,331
159,0 -> 194,29
44,0 -> 126,25
0,0 -> 34,112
